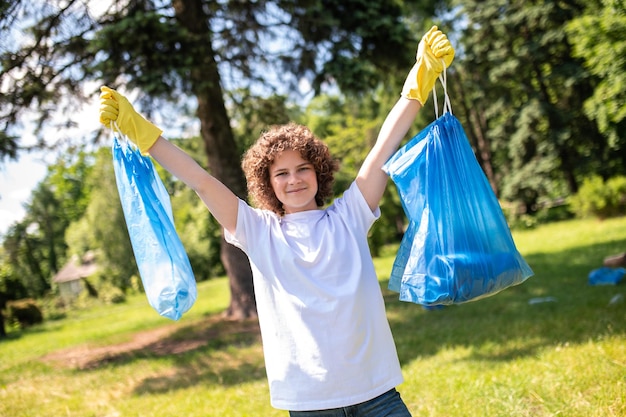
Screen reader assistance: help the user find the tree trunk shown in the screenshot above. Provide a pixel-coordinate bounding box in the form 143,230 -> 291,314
173,0 -> 256,320
220,236 -> 257,320
0,310 -> 6,338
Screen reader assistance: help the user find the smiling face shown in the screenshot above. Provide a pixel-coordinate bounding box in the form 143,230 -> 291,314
269,149 -> 319,214
242,123 -> 339,216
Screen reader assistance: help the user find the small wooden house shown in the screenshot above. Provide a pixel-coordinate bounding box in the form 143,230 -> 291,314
52,251 -> 98,300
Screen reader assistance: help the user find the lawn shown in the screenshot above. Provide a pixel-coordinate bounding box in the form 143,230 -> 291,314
1,216 -> 625,417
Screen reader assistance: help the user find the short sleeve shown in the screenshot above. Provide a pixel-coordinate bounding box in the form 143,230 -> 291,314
224,199 -> 278,255
331,182 -> 381,234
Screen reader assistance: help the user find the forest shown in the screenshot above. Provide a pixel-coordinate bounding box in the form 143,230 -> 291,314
0,0 -> 625,334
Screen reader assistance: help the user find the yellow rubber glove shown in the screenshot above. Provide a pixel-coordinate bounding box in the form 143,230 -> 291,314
99,86 -> 163,154
402,26 -> 455,105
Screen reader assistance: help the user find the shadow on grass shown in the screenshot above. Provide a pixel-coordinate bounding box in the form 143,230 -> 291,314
0,331 -> 23,343
56,315 -> 266,393
134,316 -> 267,394
2,317 -> 66,343
384,239 -> 626,366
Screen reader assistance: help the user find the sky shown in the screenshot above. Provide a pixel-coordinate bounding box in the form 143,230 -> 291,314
0,155 -> 48,236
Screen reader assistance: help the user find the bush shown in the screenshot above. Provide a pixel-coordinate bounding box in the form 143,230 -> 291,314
6,299 -> 44,328
98,283 -> 126,304
39,296 -> 67,321
606,176 -> 626,212
569,175 -> 626,219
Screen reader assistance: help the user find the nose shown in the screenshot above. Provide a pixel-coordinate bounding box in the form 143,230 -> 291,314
288,172 -> 302,184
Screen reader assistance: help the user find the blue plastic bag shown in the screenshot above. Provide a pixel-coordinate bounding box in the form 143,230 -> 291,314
383,78 -> 533,306
588,267 -> 625,285
112,134 -> 197,320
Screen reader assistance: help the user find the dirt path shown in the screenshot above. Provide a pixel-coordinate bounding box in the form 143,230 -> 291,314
41,316 -> 260,370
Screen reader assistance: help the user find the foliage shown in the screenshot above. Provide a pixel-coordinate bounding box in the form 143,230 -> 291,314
277,0 -> 418,94
36,295 -> 67,321
6,298 -> 43,328
566,0 -> 626,161
0,0 -> 423,155
1,150 -> 94,299
96,281 -> 126,304
227,89 -> 300,153
0,0 -> 98,156
569,175 -> 626,219
0,259 -> 28,303
451,0 -> 618,214
65,147 -> 138,290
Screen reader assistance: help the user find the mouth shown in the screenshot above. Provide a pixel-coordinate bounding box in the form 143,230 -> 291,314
287,187 -> 306,194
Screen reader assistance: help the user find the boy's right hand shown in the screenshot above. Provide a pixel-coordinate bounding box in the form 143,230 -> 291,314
99,86 -> 163,154
401,26 -> 455,105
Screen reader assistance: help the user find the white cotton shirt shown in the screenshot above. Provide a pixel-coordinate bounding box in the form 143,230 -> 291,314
224,182 -> 404,411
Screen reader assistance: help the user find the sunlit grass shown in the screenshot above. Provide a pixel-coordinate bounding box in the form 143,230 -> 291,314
1,216 -> 625,417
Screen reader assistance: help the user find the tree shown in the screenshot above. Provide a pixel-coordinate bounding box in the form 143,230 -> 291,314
0,0 -> 426,319
566,0 -> 626,175
452,0 -> 607,214
2,151 -> 93,299
65,148 -> 138,290
3,209 -> 49,297
0,255 -> 29,337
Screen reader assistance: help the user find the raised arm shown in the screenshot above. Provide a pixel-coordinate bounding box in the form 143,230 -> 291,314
356,98 -> 420,211
356,26 -> 455,211
99,87 -> 239,234
148,138 -> 239,233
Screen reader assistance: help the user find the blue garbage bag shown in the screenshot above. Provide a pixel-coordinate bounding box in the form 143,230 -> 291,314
112,135 -> 197,320
588,267 -> 625,285
383,105 -> 533,306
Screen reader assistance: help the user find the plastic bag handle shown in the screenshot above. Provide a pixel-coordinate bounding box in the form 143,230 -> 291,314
432,59 -> 452,119
110,121 -> 133,148
110,120 -> 121,138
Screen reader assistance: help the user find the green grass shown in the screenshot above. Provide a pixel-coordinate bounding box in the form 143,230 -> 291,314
1,217 -> 625,416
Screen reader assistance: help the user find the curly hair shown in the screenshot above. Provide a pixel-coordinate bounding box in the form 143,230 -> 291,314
242,123 -> 339,216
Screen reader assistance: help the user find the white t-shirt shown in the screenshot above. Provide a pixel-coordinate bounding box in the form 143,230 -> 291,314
224,182 -> 403,411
